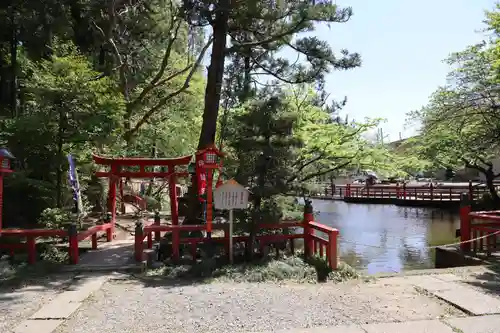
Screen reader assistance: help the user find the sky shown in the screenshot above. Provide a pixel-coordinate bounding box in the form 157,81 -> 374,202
309,0 -> 497,142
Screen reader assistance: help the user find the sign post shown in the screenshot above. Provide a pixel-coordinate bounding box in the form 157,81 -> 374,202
214,179 -> 249,264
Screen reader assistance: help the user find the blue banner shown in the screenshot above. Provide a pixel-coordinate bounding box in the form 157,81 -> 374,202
67,154 -> 82,214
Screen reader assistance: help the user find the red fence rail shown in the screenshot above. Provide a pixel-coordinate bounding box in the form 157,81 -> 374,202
0,222 -> 113,264
135,206 -> 339,269
461,209 -> 500,254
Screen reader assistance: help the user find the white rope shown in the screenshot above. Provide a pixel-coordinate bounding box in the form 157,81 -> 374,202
339,229 -> 500,250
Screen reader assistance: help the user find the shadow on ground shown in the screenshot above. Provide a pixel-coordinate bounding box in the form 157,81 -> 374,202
462,263 -> 500,297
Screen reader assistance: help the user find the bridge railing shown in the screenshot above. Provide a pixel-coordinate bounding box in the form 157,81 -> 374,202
315,182 -> 490,201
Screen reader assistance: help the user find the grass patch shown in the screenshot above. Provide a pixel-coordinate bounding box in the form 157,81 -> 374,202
0,245 -> 70,287
0,260 -> 64,287
145,253 -> 360,284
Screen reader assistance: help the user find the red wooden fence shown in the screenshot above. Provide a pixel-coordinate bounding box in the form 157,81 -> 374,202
0,223 -> 113,264
134,205 -> 339,269
459,193 -> 500,253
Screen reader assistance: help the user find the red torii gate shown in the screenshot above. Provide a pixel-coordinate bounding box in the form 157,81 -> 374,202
93,154 -> 192,235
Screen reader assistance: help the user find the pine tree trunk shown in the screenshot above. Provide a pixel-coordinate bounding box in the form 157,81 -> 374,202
196,1 -> 229,149
484,167 -> 500,204
185,0 -> 230,226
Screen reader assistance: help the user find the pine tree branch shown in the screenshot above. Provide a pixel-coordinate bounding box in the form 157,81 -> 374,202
299,160 -> 354,183
124,36 -> 213,139
128,3 -> 183,111
225,17 -> 307,54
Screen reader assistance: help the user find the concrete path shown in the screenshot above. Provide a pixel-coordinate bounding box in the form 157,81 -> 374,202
63,239 -> 144,272
406,273 -> 500,315
6,230 -> 500,333
10,273 -> 112,333
6,269 -> 500,333
261,316 -> 500,332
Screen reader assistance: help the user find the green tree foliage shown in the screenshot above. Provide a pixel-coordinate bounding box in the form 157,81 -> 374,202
223,85 -> 385,242
2,43 -> 124,225
0,1 -> 207,227
408,6 -> 500,200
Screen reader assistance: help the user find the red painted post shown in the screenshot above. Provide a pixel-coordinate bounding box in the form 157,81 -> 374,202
27,236 -> 36,264
154,211 -> 161,241
91,233 -> 98,250
134,221 -> 144,262
206,170 -> 213,235
147,231 -> 153,249
429,183 -> 434,200
0,175 -> 3,231
168,166 -> 179,225
119,179 -> 125,214
459,193 -> 472,252
403,183 -> 407,199
107,167 -> 118,241
303,200 -> 314,258
328,230 -> 339,270
68,223 -> 79,264
396,183 -> 400,199
346,184 -> 351,197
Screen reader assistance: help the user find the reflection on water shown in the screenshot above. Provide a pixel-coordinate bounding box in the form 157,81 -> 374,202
312,199 -> 459,274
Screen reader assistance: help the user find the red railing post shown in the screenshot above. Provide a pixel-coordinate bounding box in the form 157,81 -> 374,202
154,211 -> 161,241
429,183 -> 434,200
105,212 -> 113,242
396,183 -> 400,198
328,230 -> 339,270
91,233 -> 98,250
303,200 -> 314,258
27,236 -> 36,264
68,223 -> 79,265
147,231 -> 153,249
346,184 -> 351,197
168,166 -> 179,226
403,183 -> 407,199
134,221 -> 144,262
460,193 -> 472,252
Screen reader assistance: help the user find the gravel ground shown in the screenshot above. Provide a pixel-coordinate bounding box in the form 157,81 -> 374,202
54,277 -> 463,333
0,273 -> 75,333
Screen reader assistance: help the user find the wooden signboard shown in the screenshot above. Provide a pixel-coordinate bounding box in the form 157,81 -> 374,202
214,179 -> 249,263
214,179 -> 249,210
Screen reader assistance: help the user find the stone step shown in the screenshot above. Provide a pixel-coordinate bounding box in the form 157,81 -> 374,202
405,275 -> 500,316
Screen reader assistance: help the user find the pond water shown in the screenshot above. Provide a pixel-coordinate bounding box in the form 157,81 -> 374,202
312,199 -> 460,274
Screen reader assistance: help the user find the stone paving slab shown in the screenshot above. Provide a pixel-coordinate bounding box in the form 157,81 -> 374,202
30,274 -> 110,322
13,319 -> 64,333
407,275 -> 459,292
77,240 -> 136,266
30,301 -> 83,319
431,273 -> 463,282
446,314 -> 500,333
257,325 -> 366,333
434,287 -> 500,315
361,319 -> 455,333
54,276 -> 108,304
